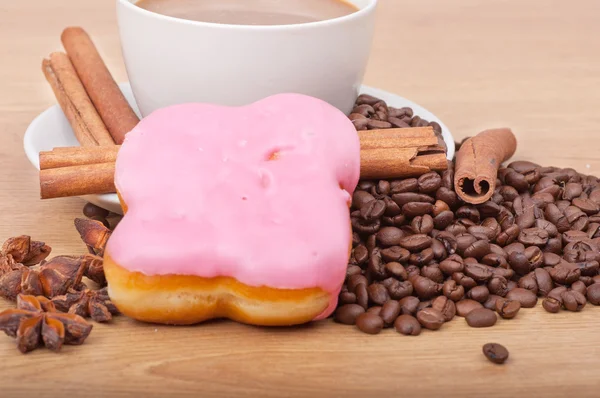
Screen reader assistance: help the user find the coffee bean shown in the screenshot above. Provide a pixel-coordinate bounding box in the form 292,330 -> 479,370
563,183 -> 584,201
351,217 -> 381,234
356,283 -> 369,309
463,240 -> 491,259
361,199 -> 386,221
416,308 -> 445,330
465,308 -> 498,328
431,296 -> 456,322
497,224 -> 520,246
524,246 -> 544,269
334,304 -> 365,325
455,299 -> 484,317
432,200 -> 451,217
347,274 -> 368,292
394,314 -> 422,336
483,343 -> 509,364
455,206 -> 481,223
506,288 -> 538,308
518,273 -> 539,295
469,225 -> 497,241
367,306 -> 382,315
483,294 -> 502,310
453,272 -> 478,289
442,280 -> 465,302
353,191 -> 376,209
421,265 -> 444,283
367,283 -> 390,305
368,249 -> 386,279
488,276 -> 509,297
508,251 -> 531,275
411,214 -> 434,235
409,248 -> 435,266
533,268 -> 554,296
586,284 -> 600,305
542,297 -> 561,313
495,298 -> 521,319
549,262 -> 581,284
405,265 -> 421,279
418,172 -> 442,194
411,275 -> 441,299
464,263 -> 493,283
396,296 -> 418,316
402,202 -> 434,218
83,203 -> 110,219
561,290 -> 586,312
385,262 -> 408,280
380,300 -> 402,325
380,246 -> 410,264
339,292 -> 357,305
573,198 -> 600,215
390,179 -> 418,194
385,279 -> 414,300
467,285 -> 490,303
392,193 -> 434,207
399,234 -> 432,252
376,227 -> 405,247
436,187 -> 459,209
355,313 -> 384,334
430,239 -> 447,260
353,245 -> 369,265
570,280 -> 587,296
518,228 -> 549,246
543,252 -> 562,267
439,258 -> 464,275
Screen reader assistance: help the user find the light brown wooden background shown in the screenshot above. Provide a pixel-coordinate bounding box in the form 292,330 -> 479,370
1,0 -> 599,397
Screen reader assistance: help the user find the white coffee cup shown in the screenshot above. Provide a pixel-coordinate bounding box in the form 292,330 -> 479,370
116,0 -> 377,117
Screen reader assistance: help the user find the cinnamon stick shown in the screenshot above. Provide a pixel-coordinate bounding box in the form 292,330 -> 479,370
40,163 -> 116,199
38,128 -> 447,199
42,53 -> 115,146
61,27 -> 140,144
454,128 -> 517,204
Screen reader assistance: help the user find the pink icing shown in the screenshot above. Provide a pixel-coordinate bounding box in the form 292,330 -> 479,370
107,93 -> 361,320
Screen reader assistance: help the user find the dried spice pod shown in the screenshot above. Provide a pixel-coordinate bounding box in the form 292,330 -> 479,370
38,256 -> 86,298
74,218 -> 112,256
82,254 -> 106,286
52,287 -> 119,323
1,236 -> 51,266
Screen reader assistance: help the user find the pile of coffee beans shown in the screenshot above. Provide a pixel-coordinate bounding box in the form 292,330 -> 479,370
349,94 -> 447,151
334,159 -> 600,335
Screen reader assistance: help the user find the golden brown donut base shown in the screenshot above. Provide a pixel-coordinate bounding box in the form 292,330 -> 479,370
103,254 -> 331,326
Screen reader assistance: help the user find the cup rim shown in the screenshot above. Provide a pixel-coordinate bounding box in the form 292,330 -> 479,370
117,0 -> 377,30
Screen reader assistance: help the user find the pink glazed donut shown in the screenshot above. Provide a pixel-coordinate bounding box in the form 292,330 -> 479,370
103,93 -> 361,326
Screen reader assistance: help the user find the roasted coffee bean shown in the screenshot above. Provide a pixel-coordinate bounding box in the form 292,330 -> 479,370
356,284 -> 369,309
518,273 -> 539,295
534,268 -> 554,296
381,246 -> 410,263
455,299 -> 484,317
430,296 -> 456,322
561,290 -> 586,312
367,306 -> 382,316
432,200 -> 450,216
403,202 -> 434,218
453,272 -> 478,289
390,178 -> 418,194
436,232 -> 458,255
571,280 -> 587,296
436,187 -> 459,208
385,279 -> 414,300
544,237 -> 563,254
352,232 -> 361,246
411,275 -> 441,299
531,192 -> 554,209
478,202 -> 502,218
524,246 -> 544,269
481,253 -> 508,268
372,180 -> 391,197
380,300 -> 402,325
442,280 -> 465,302
351,217 -> 381,234
334,304 -> 366,325
456,233 -> 477,254
580,276 -> 594,286
488,276 -> 509,297
467,285 -> 490,303
482,343 -> 509,364
416,308 -> 445,330
543,252 -> 562,267
490,266 -> 515,280
83,202 -> 110,219
456,206 -> 481,223
466,308 -> 498,328
464,263 -> 493,283
430,239 -> 447,260
405,265 -> 421,279
418,172 -> 442,194
547,286 -> 568,303
518,228 -> 549,246
353,103 -> 376,114
542,297 -> 561,313
353,245 -> 369,265
398,296 -> 420,315
360,199 -> 386,221
411,215 -> 434,235
545,204 -> 570,233
376,227 -> 405,247
586,284 -> 600,305
421,265 -> 444,283
506,280 -> 518,292
573,198 -> 600,215
495,298 -> 521,319
483,294 -> 502,310
394,314 -> 421,336
563,183 -> 583,201
388,117 -> 411,128
563,230 -> 592,243
409,248 -> 435,266
469,225 -> 497,241
368,248 -> 386,279
549,262 -> 581,284
439,257 -> 464,275
346,265 -> 362,278
506,288 -> 538,308
463,240 -> 491,259
399,234 -> 432,251
347,274 -> 368,292
417,300 -> 433,312
499,185 -> 520,202
339,292 -> 357,305
383,197 -> 401,217
496,224 -> 520,246
385,262 -> 408,280
392,192 -> 434,207
353,190 -> 376,209
508,251 -> 531,275
355,313 -> 384,334
367,120 -> 392,129
445,223 -> 468,236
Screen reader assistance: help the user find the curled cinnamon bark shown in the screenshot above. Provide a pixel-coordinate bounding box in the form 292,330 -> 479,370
454,128 -> 517,204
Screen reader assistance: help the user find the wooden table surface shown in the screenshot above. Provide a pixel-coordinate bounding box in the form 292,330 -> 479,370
1,0 -> 600,397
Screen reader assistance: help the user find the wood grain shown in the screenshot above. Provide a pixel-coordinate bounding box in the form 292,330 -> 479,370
1,0 -> 600,397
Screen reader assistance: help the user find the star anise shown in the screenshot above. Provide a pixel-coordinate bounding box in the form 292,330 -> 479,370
52,287 -> 118,323
82,254 -> 106,287
74,218 -> 111,257
1,236 -> 51,266
0,256 -> 85,301
0,294 -> 92,353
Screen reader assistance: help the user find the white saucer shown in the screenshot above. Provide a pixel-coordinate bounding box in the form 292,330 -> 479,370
24,83 -> 455,215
